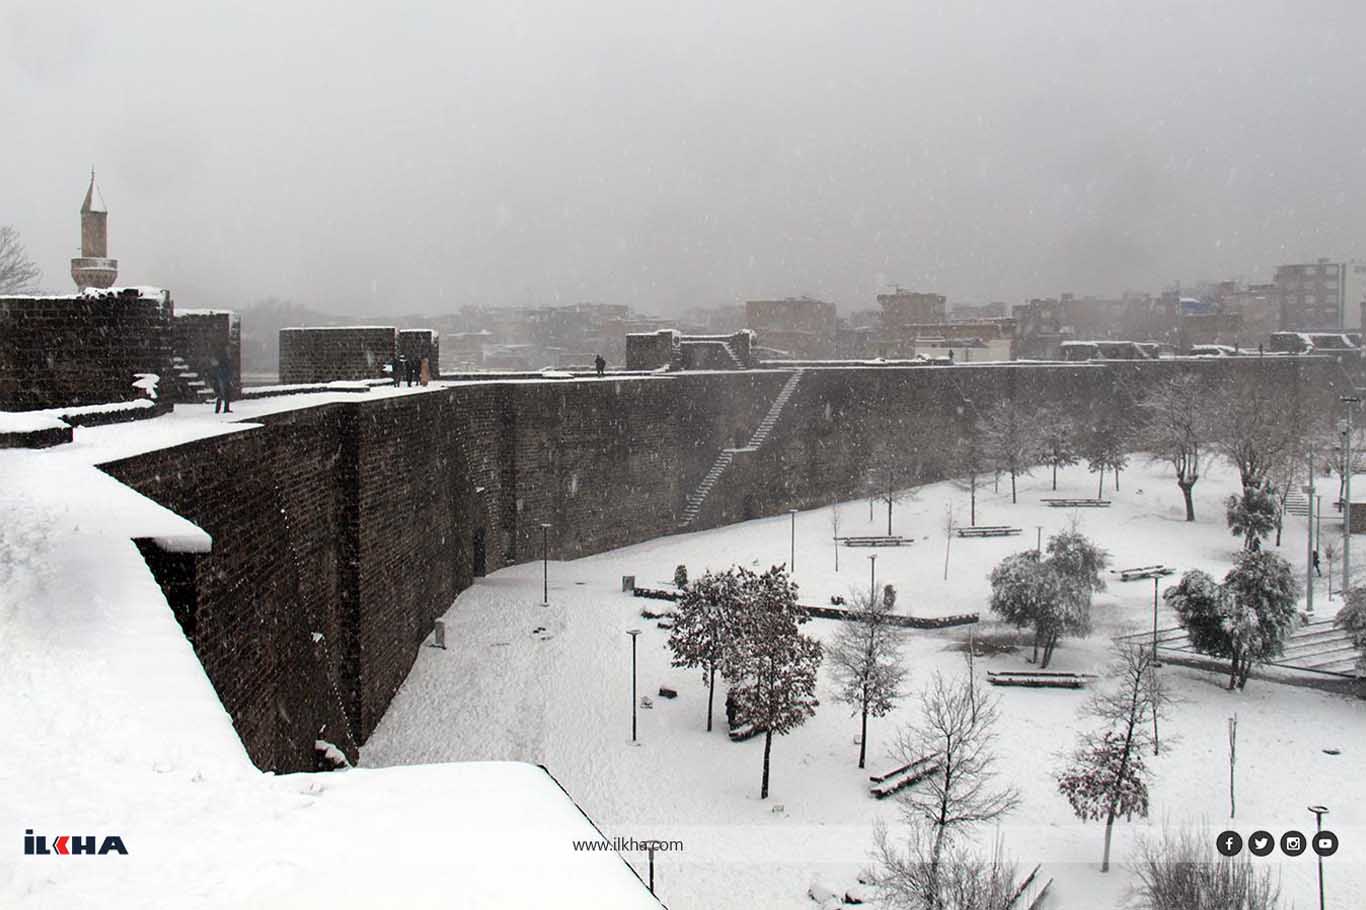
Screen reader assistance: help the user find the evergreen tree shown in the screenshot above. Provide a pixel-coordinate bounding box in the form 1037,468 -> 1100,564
1164,552 -> 1299,689
1334,587 -> 1366,677
1225,482 -> 1279,551
988,529 -> 1107,667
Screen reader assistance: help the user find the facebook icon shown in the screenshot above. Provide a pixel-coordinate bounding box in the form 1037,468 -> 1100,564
1216,830 -> 1244,857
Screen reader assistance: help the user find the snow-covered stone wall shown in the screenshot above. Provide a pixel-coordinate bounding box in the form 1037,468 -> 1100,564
278,326 -> 397,383
94,356 -> 1347,773
0,290 -> 173,409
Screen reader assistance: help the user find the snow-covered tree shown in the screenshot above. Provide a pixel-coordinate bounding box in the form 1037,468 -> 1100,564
1056,643 -> 1162,872
988,529 -> 1106,668
1334,587 -> 1366,677
1164,552 -> 1299,689
1079,410 -> 1131,497
1209,373 -> 1299,490
1225,482 -> 1279,551
0,226 -> 41,294
1036,407 -> 1079,491
667,568 -> 740,731
1141,374 -> 1216,521
724,565 -> 823,799
828,589 -> 908,768
980,399 -> 1038,504
883,673 -> 1020,900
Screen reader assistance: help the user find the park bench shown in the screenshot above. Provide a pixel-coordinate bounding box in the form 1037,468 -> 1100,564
1041,497 -> 1111,508
956,526 -> 1022,538
839,535 -> 913,547
1118,565 -> 1174,582
986,670 -> 1096,689
869,754 -> 941,799
729,722 -> 766,743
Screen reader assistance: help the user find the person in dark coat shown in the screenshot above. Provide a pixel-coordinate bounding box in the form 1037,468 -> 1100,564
594,354 -> 606,377
395,354 -> 408,387
213,355 -> 233,414
406,357 -> 417,387
390,355 -> 402,387
1313,549 -> 1322,577
725,689 -> 738,730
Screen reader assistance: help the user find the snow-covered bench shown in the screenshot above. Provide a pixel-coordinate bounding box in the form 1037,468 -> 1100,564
1041,497 -> 1111,508
956,525 -> 1022,538
986,670 -> 1096,689
869,754 -> 940,799
839,535 -> 913,547
1118,565 -> 1174,582
729,723 -> 765,743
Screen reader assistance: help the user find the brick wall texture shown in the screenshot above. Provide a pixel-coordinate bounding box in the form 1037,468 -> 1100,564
279,327 -> 397,383
173,312 -> 241,391
98,357 -> 1350,772
0,292 -> 173,410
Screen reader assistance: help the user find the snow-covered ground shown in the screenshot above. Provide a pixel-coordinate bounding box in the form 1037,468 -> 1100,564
364,459 -> 1365,910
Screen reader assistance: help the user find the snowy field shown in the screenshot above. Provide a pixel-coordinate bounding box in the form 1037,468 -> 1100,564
364,459 -> 1366,910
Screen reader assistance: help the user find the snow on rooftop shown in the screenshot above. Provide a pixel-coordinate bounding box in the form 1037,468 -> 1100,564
281,325 -> 396,332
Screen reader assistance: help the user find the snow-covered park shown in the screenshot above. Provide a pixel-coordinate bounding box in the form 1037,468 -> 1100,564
364,457 -> 1365,910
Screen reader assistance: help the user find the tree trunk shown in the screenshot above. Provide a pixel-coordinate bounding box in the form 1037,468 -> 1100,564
858,702 -> 869,769
887,498 -> 893,536
970,474 -> 977,526
1115,466 -> 1121,491
1011,469 -> 1017,504
1097,466 -> 1105,497
706,665 -> 716,732
760,728 -> 774,799
1180,481 -> 1196,522
1041,632 -> 1059,668
1228,653 -> 1239,690
1052,462 -> 1058,490
1101,811 -> 1116,872
1031,630 -> 1040,664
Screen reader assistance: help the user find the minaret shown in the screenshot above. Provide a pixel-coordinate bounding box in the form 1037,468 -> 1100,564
70,170 -> 118,290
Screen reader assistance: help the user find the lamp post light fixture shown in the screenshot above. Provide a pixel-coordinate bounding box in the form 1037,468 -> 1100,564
789,509 -> 798,574
1308,804 -> 1329,910
539,522 -> 552,605
626,629 -> 642,744
868,553 -> 877,604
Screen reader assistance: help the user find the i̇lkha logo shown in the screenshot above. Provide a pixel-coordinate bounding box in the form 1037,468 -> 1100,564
24,829 -> 127,856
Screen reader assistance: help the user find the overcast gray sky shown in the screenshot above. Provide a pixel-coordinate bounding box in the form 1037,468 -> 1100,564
4,0 -> 1365,315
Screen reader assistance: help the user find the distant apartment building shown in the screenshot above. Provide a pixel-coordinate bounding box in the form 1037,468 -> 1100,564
877,288 -> 946,327
744,297 -> 838,358
1276,259 -> 1366,331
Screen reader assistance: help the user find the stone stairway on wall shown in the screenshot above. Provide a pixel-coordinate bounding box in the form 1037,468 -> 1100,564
170,355 -> 216,404
1285,491 -> 1310,517
679,369 -> 803,528
719,340 -> 745,370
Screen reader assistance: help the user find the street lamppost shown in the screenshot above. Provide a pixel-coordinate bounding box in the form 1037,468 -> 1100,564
540,522 -> 552,606
868,554 -> 877,604
627,629 -> 642,744
1308,804 -> 1329,910
789,509 -> 798,573
1341,397 -> 1360,595
1307,445 -> 1316,615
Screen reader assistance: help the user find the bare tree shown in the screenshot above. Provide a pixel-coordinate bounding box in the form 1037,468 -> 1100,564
942,504 -> 957,581
829,588 -> 908,768
1037,406 -> 1079,491
1132,826 -> 1281,910
1141,374 -> 1216,521
1209,372 -> 1298,490
0,226 -> 42,294
667,568 -> 741,732
885,673 -> 1020,901
873,825 -> 1019,910
980,399 -> 1038,505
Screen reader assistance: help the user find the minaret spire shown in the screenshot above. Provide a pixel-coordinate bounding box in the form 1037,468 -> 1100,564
71,170 -> 117,290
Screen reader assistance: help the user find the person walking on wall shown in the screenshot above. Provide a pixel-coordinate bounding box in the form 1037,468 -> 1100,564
213,354 -> 233,414
406,356 -> 418,387
594,353 -> 606,377
396,354 -> 408,388
419,356 -> 430,386
390,354 -> 402,387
